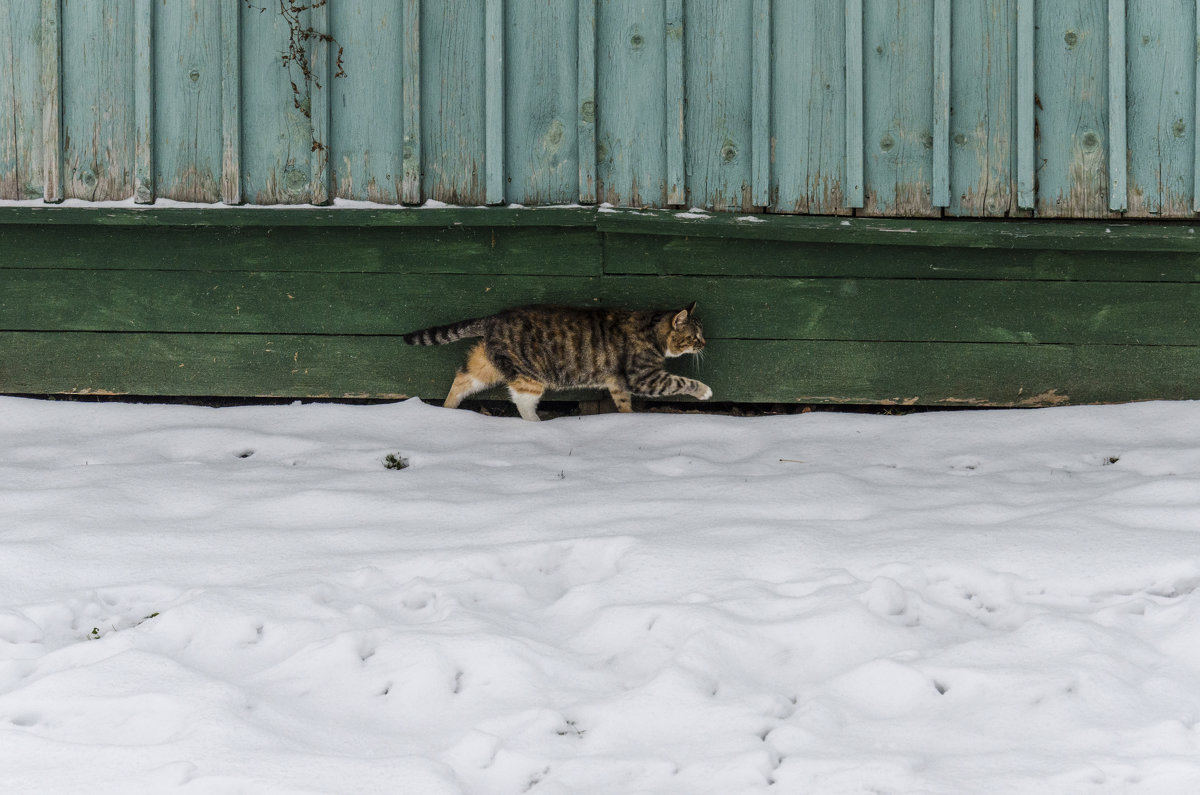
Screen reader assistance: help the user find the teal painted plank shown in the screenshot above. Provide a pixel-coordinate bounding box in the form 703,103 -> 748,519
948,0 -> 1016,217
61,0 -> 135,201
750,0 -> 770,207
1034,0 -> 1112,217
683,0 -> 752,211
862,0 -> 935,216
596,0 -> 666,206
931,0 -> 950,207
577,0 -> 597,202
505,0 -> 579,204
845,0 -> 863,208
40,0 -> 63,202
1196,0 -> 1200,212
308,0 -> 330,205
154,0 -> 222,203
664,0 -> 684,204
0,0 -> 44,199
1016,0 -> 1034,209
485,0 -> 504,204
1125,0 -> 1195,217
1107,0 -> 1126,211
771,0 -> 847,213
401,0 -> 420,203
421,0 -> 486,203
219,0 -> 239,204
239,0 -> 317,203
329,0 -> 404,203
132,0 -> 152,203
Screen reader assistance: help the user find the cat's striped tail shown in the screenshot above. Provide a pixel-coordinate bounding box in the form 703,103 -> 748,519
402,317 -> 487,346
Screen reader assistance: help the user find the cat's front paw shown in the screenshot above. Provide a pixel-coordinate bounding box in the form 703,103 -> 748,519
693,382 -> 712,401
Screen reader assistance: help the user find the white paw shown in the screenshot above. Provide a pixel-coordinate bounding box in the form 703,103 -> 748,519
695,384 -> 712,401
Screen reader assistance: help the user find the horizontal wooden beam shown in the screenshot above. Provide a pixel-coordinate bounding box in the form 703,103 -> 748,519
3,332 -> 1198,407
3,206 -> 1200,254
2,269 -> 1199,346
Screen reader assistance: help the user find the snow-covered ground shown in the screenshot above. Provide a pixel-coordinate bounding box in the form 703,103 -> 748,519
1,396 -> 1199,794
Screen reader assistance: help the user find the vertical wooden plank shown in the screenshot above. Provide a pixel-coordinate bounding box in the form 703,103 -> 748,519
771,0 -> 846,214
401,0 -> 420,204
155,0 -> 223,203
862,0 -> 936,216
1196,0 -> 1200,212
505,0 -> 578,205
578,0 -> 597,203
328,0 -> 403,203
1034,0 -> 1111,218
683,0 -> 752,211
664,0 -> 684,205
485,0 -> 504,204
596,0 -> 667,207
845,0 -> 864,209
1125,0 -> 1194,217
61,0 -> 135,201
132,0 -> 153,204
308,0 -> 330,205
931,0 -> 950,208
421,0 -> 485,204
1016,0 -> 1035,209
948,0 -> 1016,217
239,0 -> 319,203
0,1 -> 45,199
750,0 -> 770,208
40,0 -> 62,202
219,0 -> 240,204
1107,0 -> 1126,211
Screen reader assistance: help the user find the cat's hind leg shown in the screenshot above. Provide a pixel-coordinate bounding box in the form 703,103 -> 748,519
507,376 -> 546,421
605,376 -> 635,413
443,343 -> 505,409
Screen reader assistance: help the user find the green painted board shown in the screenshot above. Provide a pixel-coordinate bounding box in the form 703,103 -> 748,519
601,232 -> 1200,282
596,0 -> 666,206
1124,0 -> 1195,217
771,0 -> 847,214
329,0 -> 406,204
3,268 -> 1199,347
947,0 -> 1016,217
0,223 -> 602,274
0,1 -> 43,199
1034,0 -> 1112,218
153,0 -> 222,202
505,0 -> 579,205
60,0 -> 135,201
684,0 -> 752,211
4,332 -> 1199,407
861,0 -> 936,217
420,0 -> 485,204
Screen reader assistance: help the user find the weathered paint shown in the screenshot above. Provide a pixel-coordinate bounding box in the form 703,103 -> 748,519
61,0 -> 135,201
0,2 -> 44,199
949,0 -> 1016,216
772,0 -> 848,214
155,0 -> 222,203
1125,0 -> 1195,217
4,1 -> 1200,216
1035,0 -> 1114,218
862,0 -> 938,217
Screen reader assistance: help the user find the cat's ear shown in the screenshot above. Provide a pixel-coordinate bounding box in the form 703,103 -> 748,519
673,302 -> 697,329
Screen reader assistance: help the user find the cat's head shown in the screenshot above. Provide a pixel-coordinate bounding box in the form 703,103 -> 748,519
664,302 -> 706,357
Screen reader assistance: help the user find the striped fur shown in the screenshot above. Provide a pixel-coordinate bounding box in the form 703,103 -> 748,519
402,304 -> 710,421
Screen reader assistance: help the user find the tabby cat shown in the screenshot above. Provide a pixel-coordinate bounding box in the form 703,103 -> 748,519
403,303 -> 710,421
